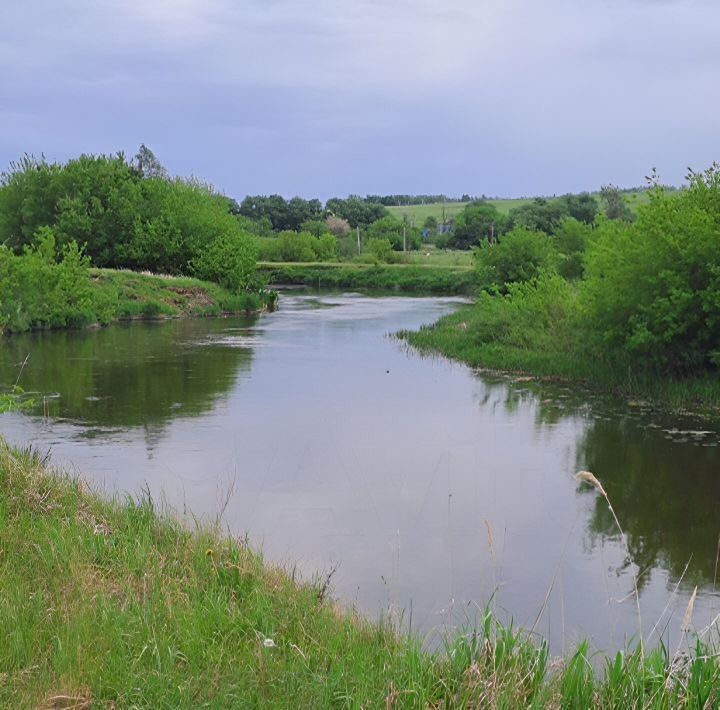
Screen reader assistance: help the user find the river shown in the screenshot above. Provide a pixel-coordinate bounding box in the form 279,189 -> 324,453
1,293 -> 719,654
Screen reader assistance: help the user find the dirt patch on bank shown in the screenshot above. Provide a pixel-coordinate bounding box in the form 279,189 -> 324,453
167,286 -> 215,313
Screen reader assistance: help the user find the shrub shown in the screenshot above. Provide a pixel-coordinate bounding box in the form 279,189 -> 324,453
582,165 -> 720,373
191,232 -> 258,292
475,227 -> 559,292
366,238 -> 394,264
0,228 -> 107,332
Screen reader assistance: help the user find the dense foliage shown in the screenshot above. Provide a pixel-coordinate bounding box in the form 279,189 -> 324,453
410,165 -> 720,398
0,230 -> 105,332
257,230 -> 339,262
475,227 -> 559,292
583,166 -> 720,372
0,153 -> 258,292
449,203 -> 507,249
238,194 -> 323,231
366,215 -> 421,251
325,197 -> 388,228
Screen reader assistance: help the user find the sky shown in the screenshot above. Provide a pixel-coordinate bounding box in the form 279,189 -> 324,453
1,0 -> 718,200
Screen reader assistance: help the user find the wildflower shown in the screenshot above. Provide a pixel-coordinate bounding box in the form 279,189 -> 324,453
263,638 -> 276,648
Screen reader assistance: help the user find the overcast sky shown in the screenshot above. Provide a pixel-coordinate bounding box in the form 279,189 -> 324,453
1,0 -> 718,200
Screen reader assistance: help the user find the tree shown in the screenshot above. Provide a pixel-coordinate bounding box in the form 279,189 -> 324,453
325,215 -> 350,238
600,185 -> 634,221
325,197 -> 387,228
133,144 -> 168,180
367,216 -> 421,251
423,216 -> 438,232
507,198 -> 568,234
449,202 -> 506,249
558,192 -> 599,224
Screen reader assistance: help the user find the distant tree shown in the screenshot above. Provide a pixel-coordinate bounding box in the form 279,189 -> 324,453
507,198 -> 568,234
449,202 -> 506,249
325,197 -> 387,228
367,216 -> 421,251
286,196 -> 322,231
423,216 -> 438,232
133,144 -> 168,180
366,238 -> 394,264
600,185 -> 634,221
300,219 -> 329,237
325,215 -> 351,238
558,192 -> 598,224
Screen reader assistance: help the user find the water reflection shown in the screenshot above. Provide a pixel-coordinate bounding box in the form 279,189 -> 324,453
578,416 -> 720,590
0,317 -> 256,431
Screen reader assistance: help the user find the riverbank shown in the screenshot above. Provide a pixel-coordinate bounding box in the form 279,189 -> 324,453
258,262 -> 477,295
1,439 -> 717,707
1,267 -> 272,336
90,268 -> 273,320
401,298 -> 720,416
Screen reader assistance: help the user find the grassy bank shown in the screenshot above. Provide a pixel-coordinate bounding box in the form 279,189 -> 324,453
258,262 -> 477,295
401,298 -> 720,415
90,269 -> 269,321
1,440 -> 719,707
1,266 -> 270,335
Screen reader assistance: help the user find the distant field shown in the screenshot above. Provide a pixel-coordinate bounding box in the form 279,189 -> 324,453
387,198 -> 535,224
387,191 -> 650,224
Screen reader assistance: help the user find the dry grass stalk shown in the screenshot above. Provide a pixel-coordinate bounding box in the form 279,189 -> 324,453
575,470 -> 644,656
681,586 -> 698,633
485,519 -> 496,560
574,470 -> 607,498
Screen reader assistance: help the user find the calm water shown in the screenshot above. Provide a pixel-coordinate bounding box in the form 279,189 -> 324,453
2,293 -> 719,654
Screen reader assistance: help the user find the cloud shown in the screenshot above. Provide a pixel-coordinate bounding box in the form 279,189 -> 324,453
0,0 -> 718,197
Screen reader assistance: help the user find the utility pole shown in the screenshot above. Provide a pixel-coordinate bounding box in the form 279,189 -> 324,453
403,223 -> 407,252
356,225 -> 361,256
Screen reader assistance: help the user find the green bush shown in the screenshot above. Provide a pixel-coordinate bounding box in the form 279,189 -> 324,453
582,165 -> 720,373
191,232 -> 258,292
258,231 -> 338,263
475,227 -> 559,292
366,238 -> 395,264
0,229 -> 112,332
367,216 -> 421,251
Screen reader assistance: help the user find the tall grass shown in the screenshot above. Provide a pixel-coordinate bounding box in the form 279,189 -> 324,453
1,440 -> 719,707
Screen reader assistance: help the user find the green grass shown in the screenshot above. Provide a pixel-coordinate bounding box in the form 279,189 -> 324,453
393,248 -> 474,267
387,199 -> 538,224
258,262 -> 477,295
386,192 -> 651,225
0,267 -> 268,336
1,439 -> 719,707
257,246 -> 474,269
90,268 -> 266,321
